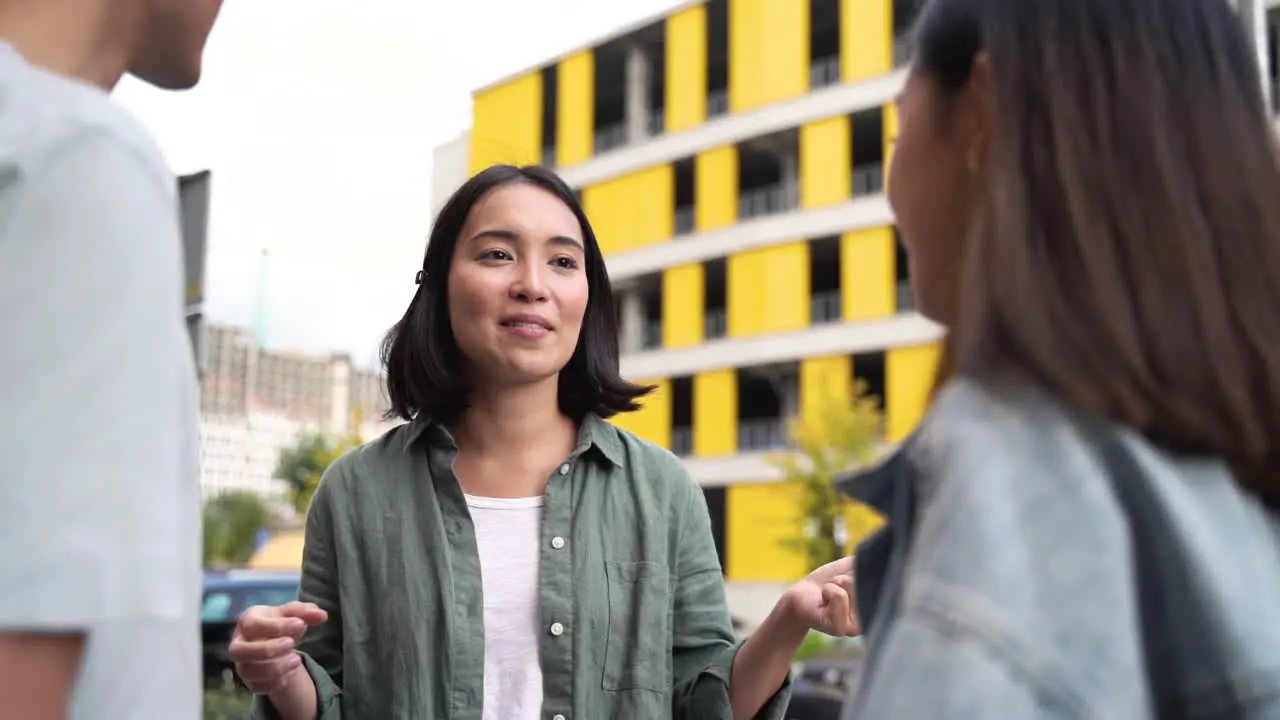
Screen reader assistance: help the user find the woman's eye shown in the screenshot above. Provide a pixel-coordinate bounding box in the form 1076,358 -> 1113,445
552,257 -> 578,270
480,249 -> 512,261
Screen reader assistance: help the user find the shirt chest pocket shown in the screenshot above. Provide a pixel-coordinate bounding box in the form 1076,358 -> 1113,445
603,560 -> 670,693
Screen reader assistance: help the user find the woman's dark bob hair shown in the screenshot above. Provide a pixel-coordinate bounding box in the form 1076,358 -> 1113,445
911,0 -> 1280,508
380,164 -> 653,424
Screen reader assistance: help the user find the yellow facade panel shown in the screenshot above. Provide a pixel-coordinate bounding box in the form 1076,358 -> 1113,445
612,378 -> 671,448
728,243 -> 811,337
662,263 -> 705,348
695,147 -> 738,231
886,343 -> 941,442
725,481 -> 808,581
800,116 -> 852,208
840,227 -> 895,320
555,51 -> 594,167
665,4 -> 708,133
883,103 -> 899,184
840,0 -> 892,83
729,0 -> 810,112
581,164 -> 675,255
470,72 -> 543,174
799,355 -> 853,423
693,369 -> 737,456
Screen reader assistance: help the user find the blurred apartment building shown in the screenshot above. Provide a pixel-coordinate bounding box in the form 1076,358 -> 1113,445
431,0 -> 931,623
198,322 -> 393,499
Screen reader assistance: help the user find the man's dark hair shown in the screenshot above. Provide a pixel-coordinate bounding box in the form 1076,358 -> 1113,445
913,0 -> 1280,508
380,163 -> 653,424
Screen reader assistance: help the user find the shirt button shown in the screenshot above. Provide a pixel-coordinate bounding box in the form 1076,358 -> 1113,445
551,536 -> 565,549
549,622 -> 565,637
558,462 -> 571,475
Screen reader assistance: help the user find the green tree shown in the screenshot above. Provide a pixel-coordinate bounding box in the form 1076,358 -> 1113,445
771,381 -> 886,572
274,430 -> 362,514
203,490 -> 272,566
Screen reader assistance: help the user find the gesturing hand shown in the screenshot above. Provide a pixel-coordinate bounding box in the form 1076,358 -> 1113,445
781,556 -> 861,637
228,601 -> 328,694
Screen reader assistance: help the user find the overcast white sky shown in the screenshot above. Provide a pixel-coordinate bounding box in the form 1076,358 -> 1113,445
116,0 -> 682,366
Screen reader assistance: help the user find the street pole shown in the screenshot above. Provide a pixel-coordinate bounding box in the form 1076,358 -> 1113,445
1239,0 -> 1272,109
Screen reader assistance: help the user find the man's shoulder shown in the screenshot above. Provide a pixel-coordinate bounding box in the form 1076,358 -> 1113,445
0,44 -> 171,196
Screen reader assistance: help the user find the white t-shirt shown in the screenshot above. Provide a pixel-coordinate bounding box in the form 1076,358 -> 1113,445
0,42 -> 201,718
465,493 -> 545,720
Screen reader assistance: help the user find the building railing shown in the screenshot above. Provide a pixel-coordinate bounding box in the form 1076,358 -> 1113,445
674,206 -> 696,235
739,183 -> 799,220
707,89 -> 729,119
738,418 -> 788,451
646,107 -> 665,137
896,281 -> 915,312
641,320 -> 663,349
594,123 -> 628,154
894,38 -> 911,67
704,308 -> 727,340
852,163 -> 885,197
671,427 -> 693,456
811,291 -> 843,324
810,56 -> 842,89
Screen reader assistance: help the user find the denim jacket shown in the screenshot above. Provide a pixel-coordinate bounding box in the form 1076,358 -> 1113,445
838,378 -> 1280,719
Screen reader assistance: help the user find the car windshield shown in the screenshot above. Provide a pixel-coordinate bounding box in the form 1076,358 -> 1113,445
201,582 -> 299,623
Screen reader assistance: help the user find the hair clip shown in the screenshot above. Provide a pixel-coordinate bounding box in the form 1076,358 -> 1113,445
415,270 -> 425,285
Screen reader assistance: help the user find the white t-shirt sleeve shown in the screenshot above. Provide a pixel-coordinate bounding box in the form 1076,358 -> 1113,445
0,129 -> 194,629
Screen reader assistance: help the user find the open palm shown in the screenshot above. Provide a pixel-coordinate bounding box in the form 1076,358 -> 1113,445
783,556 -> 861,637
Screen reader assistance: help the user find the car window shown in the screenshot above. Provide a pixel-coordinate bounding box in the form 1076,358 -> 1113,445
241,585 -> 299,609
201,591 -> 235,622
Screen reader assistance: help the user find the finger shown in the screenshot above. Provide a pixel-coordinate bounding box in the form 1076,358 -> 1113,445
278,601 -> 329,626
832,574 -> 855,596
824,556 -> 854,576
821,582 -> 859,636
228,635 -> 296,663
239,611 -> 309,642
237,654 -> 301,694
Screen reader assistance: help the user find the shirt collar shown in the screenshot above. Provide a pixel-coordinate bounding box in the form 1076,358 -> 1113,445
405,412 -> 624,468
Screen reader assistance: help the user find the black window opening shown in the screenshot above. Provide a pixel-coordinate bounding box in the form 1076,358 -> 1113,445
539,65 -> 558,166
674,157 -> 696,235
707,0 -> 729,117
703,486 -> 728,573
850,109 -> 884,197
671,376 -> 693,456
851,352 -> 887,415
704,258 -> 727,340
809,0 -> 841,88
809,236 -> 842,324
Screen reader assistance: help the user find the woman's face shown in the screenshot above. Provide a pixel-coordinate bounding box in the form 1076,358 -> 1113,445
447,182 -> 590,388
887,66 -> 986,325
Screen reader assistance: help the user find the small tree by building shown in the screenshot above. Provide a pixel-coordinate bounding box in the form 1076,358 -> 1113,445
771,380 -> 886,571
203,490 -> 272,566
274,429 -> 363,515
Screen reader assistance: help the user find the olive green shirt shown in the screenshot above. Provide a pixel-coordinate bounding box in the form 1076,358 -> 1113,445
252,414 -> 791,719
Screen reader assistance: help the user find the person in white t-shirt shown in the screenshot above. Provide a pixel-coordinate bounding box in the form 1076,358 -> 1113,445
0,0 -> 222,718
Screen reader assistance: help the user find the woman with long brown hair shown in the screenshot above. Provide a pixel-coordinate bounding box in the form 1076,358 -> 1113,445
842,0 -> 1280,716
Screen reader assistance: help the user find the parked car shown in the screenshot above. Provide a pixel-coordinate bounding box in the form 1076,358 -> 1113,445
202,569 -> 300,684
785,654 -> 864,719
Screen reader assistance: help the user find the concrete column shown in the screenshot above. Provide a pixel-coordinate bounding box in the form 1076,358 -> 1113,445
625,45 -> 651,144
620,291 -> 646,353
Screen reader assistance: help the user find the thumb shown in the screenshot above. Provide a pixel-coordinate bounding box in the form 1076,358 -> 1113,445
820,582 -> 858,636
